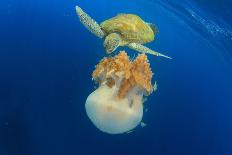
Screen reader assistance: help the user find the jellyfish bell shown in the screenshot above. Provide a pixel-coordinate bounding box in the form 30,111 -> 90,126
85,51 -> 154,134
86,85 -> 143,134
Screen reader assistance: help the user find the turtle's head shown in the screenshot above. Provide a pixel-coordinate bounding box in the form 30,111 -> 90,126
104,33 -> 121,54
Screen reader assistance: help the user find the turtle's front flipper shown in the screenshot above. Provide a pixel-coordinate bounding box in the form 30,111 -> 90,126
128,43 -> 172,59
75,6 -> 105,38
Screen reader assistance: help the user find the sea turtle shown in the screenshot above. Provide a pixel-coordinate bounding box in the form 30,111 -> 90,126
75,5 -> 171,59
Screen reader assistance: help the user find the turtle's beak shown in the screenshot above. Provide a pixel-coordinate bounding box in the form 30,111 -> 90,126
104,42 -> 117,54
104,41 -> 118,54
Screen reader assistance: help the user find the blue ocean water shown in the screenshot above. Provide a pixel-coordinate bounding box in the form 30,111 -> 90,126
0,0 -> 232,155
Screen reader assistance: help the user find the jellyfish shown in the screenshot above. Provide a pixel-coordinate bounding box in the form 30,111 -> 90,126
85,51 -> 155,134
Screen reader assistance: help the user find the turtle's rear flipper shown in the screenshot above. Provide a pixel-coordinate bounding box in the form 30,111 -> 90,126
75,6 -> 105,38
128,43 -> 172,59
147,23 -> 159,34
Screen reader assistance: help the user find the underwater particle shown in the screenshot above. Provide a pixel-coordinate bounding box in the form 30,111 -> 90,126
153,81 -> 158,92
75,5 -> 171,59
140,122 -> 147,128
126,130 -> 134,134
85,51 -> 155,134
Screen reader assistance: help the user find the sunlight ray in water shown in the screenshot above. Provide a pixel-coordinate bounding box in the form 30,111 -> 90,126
152,0 -> 232,61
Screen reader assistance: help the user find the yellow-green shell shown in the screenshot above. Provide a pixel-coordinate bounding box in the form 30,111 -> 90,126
100,14 -> 155,44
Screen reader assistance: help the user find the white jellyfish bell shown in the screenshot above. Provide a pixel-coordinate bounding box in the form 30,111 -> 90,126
86,85 -> 143,134
85,51 -> 154,134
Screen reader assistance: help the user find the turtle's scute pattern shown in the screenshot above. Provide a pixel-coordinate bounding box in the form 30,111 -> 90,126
100,14 -> 155,44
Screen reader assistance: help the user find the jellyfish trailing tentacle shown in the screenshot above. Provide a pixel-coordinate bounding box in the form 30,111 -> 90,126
85,51 -> 155,134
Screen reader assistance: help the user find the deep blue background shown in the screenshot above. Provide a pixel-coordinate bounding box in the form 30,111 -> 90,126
0,0 -> 232,155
